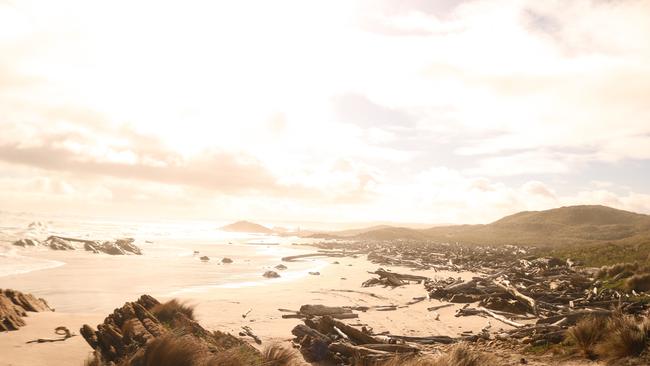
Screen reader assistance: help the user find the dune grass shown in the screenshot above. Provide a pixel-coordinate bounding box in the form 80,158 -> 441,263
371,343 -> 498,366
150,299 -> 195,323
565,315 -> 608,359
565,312 -> 650,361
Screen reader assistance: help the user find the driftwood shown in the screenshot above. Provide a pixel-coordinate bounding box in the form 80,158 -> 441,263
386,334 -> 456,344
456,307 -> 525,328
240,325 -> 262,344
26,326 -> 75,343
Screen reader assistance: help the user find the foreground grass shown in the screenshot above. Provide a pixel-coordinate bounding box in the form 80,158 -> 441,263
564,312 -> 650,362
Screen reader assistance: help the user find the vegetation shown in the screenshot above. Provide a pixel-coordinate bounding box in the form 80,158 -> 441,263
373,343 -> 498,366
565,312 -> 650,361
565,316 -> 609,359
151,299 -> 195,323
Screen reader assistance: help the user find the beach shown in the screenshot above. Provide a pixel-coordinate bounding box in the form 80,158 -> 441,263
0,216 -> 490,366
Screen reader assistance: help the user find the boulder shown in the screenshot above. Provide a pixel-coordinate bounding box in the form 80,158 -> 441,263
200,256 -> 210,261
221,257 -> 233,264
263,271 -> 280,278
275,264 -> 287,270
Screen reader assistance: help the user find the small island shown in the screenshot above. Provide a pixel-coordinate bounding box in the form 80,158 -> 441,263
219,220 -> 274,234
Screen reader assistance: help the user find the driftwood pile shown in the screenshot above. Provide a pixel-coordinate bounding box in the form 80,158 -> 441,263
291,314 -> 420,365
0,289 -> 52,331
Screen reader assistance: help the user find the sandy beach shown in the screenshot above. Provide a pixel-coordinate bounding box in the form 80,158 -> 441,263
0,219 -> 489,366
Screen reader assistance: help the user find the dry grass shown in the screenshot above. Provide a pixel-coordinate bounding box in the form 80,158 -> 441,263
565,315 -> 609,358
150,299 -> 195,323
374,343 -> 498,366
597,263 -> 639,279
261,343 -> 301,366
624,273 -> 650,292
204,345 -> 263,366
596,313 -> 648,360
139,335 -> 202,366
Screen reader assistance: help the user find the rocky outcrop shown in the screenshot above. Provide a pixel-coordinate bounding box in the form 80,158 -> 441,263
12,238 -> 40,247
0,289 -> 52,331
83,238 -> 142,255
14,235 -> 142,255
81,295 -> 262,365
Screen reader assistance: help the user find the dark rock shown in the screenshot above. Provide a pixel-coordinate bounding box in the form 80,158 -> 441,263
275,264 -> 288,270
263,271 -> 280,278
80,294 -> 260,365
12,238 -> 40,247
309,271 -> 321,276
200,256 -> 210,261
221,258 -> 233,264
0,289 -> 52,332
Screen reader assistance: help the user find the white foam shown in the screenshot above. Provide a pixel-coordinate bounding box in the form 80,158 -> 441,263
0,252 -> 65,277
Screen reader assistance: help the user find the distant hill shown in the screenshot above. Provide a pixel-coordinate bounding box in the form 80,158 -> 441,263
318,205 -> 650,247
219,221 -> 273,234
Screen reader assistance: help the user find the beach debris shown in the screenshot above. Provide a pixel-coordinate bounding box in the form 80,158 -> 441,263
240,325 -> 262,344
221,257 -> 233,263
0,289 -> 52,331
275,264 -> 288,270
282,251 -> 350,262
362,268 -> 429,288
242,308 -> 252,318
290,315 -> 419,364
26,326 -> 76,343
80,295 -> 264,365
200,255 -> 210,261
263,270 -> 280,278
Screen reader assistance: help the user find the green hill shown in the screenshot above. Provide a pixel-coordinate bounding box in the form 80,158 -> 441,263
324,205 -> 650,248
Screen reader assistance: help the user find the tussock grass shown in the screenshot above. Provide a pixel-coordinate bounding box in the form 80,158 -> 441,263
566,312 -> 650,361
624,273 -> 650,292
373,343 -> 497,366
151,299 -> 195,323
596,313 -> 648,360
140,335 -> 202,366
565,315 -> 608,359
261,343 -> 300,366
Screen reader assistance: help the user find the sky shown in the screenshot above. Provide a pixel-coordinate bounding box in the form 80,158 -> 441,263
1,0 -> 650,226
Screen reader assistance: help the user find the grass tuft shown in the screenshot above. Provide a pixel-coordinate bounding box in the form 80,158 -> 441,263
565,315 -> 608,359
596,313 -> 648,360
261,343 -> 300,366
150,299 -> 195,323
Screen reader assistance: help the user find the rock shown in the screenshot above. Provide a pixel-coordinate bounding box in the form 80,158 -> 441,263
200,256 -> 210,261
263,271 -> 280,278
309,271 -> 321,276
0,289 -> 52,332
80,294 -> 261,365
13,238 -> 40,247
275,264 -> 288,270
221,257 -> 233,264
43,236 -> 75,250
